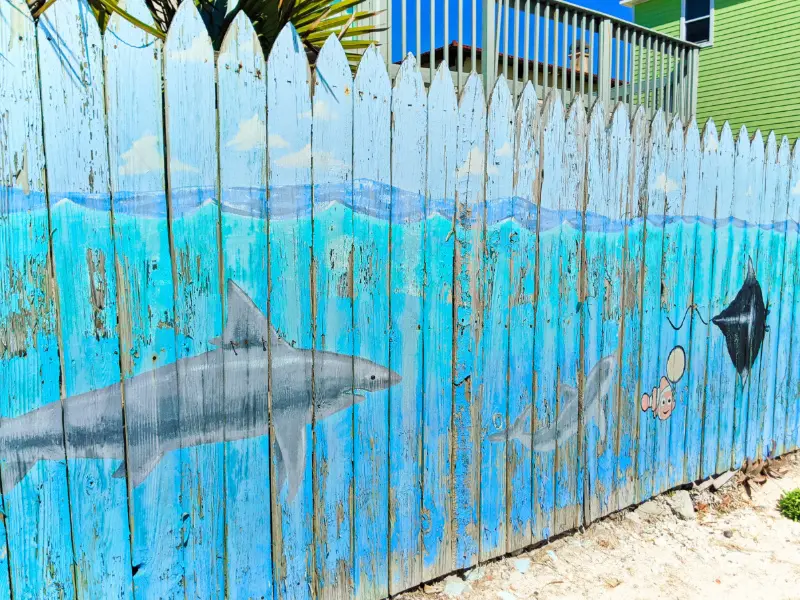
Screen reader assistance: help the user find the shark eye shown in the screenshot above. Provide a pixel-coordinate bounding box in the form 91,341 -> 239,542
370,375 -> 376,380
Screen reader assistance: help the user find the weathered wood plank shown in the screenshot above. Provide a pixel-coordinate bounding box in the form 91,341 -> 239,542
553,96 -> 586,533
265,23 -> 314,600
654,116 -> 687,496
389,53 -> 426,593
740,130 -> 765,462
311,33 -> 354,600
768,137 -> 793,458
730,127 -> 759,467
786,142 -> 800,453
584,102 -> 629,521
506,82 -> 538,548
706,123 -> 736,475
753,133 -> 784,460
598,104 -> 631,518
532,91 -> 565,540
422,62 -> 457,578
749,132 -> 778,461
37,0 -> 134,596
684,121 -> 719,481
636,111 -> 667,502
163,3 -> 224,596
453,72 -> 485,567
217,12 -> 273,599
352,46 -> 391,600
104,0 -> 182,595
0,1 -> 68,597
613,107 -> 647,511
582,101 -> 607,524
480,76 -> 514,560
669,120 -> 700,489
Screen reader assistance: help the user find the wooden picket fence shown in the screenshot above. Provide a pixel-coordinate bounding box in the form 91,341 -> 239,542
1,0 -> 799,598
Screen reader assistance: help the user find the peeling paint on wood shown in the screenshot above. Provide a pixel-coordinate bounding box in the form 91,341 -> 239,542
1,12 -> 800,598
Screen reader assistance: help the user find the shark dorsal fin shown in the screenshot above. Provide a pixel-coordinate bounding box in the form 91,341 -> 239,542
211,280 -> 294,353
213,280 -> 270,348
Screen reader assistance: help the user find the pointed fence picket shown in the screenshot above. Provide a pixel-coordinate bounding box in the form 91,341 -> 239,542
506,82 -> 538,548
311,34 -> 355,600
0,2 -> 67,598
708,124 -> 737,475
636,111 -> 667,502
480,76 -> 514,562
452,73 -> 486,570
265,23 -> 314,600
217,12 -> 273,599
352,45 -> 392,600
1,9 -> 800,600
532,91 -> 565,541
422,62 -> 458,581
389,53 -> 426,594
104,0 -> 182,596
37,1 -> 133,597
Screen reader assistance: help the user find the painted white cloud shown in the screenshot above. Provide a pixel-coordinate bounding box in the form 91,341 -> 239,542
225,114 -> 266,151
169,36 -> 211,62
276,144 -> 311,169
273,143 -> 346,171
268,134 -> 289,149
792,180 -> 800,197
118,133 -> 163,176
496,141 -> 513,158
301,100 -> 338,121
170,158 -> 199,173
654,172 -> 679,194
458,147 -> 486,178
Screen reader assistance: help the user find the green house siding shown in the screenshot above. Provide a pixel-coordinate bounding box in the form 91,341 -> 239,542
634,0 -> 800,140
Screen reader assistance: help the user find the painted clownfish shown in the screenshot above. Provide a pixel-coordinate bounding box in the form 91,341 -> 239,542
641,376 -> 676,421
640,345 -> 686,422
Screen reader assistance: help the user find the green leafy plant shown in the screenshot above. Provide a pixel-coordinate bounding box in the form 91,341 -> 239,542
27,0 -> 385,64
778,488 -> 800,522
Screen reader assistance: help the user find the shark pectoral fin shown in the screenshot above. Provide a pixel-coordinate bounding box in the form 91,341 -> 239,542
2,457 -> 37,490
274,411 -> 307,503
121,451 -> 164,488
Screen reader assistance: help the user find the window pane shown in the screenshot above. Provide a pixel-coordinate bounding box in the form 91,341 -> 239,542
686,17 -> 711,43
685,0 -> 711,21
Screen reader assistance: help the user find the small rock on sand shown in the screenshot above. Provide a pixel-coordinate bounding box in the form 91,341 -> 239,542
636,500 -> 666,517
669,490 -> 696,521
442,575 -> 470,598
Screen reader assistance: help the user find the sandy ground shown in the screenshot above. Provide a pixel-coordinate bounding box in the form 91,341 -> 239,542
401,452 -> 800,600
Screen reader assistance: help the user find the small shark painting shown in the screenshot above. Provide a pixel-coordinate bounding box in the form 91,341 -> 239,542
489,356 -> 616,452
0,281 -> 400,500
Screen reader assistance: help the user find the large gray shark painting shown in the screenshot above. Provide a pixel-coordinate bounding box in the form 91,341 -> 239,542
0,281 -> 400,500
489,356 -> 616,451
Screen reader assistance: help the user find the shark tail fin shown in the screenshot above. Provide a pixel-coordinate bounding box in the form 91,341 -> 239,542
490,405 -> 532,449
1,457 -> 36,491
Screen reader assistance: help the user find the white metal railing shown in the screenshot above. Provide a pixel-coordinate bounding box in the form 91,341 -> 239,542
367,0 -> 699,120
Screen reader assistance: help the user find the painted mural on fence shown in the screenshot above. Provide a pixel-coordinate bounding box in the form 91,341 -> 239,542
0,281 -> 400,498
2,0 -> 800,598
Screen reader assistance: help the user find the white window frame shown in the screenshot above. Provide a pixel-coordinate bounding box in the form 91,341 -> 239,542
681,0 -> 714,47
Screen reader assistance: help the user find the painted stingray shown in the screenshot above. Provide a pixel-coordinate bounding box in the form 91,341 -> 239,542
0,281 -> 400,499
489,356 -> 616,452
712,258 -> 767,380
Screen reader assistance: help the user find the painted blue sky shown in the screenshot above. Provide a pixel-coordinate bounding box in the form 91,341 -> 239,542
389,0 -> 633,62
